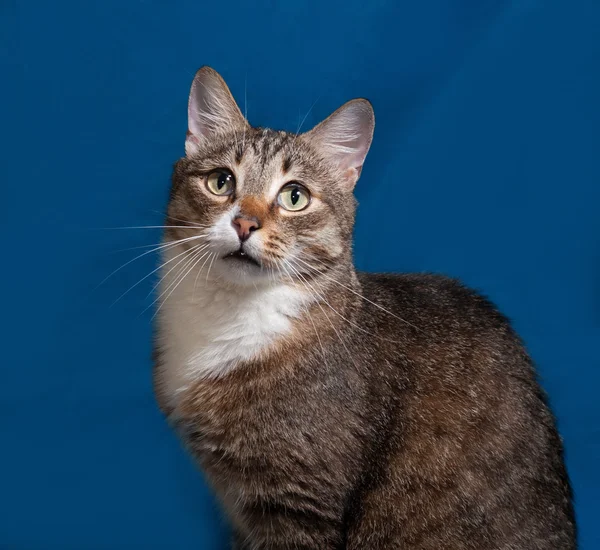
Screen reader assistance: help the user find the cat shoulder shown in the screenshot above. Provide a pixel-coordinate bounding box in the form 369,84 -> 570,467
357,271 -> 513,332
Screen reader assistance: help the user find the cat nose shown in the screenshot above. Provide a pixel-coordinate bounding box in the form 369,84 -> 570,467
232,216 -> 260,242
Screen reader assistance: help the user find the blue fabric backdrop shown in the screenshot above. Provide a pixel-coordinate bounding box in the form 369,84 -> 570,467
1,1 -> 598,548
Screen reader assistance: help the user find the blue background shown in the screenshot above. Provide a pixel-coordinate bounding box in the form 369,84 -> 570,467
1,0 -> 598,548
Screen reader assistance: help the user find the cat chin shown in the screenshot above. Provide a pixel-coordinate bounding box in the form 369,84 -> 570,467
212,257 -> 276,287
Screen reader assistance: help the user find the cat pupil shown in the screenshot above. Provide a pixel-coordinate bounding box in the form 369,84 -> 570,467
291,188 -> 299,205
218,174 -> 228,189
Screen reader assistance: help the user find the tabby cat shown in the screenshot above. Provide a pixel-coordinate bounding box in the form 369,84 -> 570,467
153,67 -> 576,549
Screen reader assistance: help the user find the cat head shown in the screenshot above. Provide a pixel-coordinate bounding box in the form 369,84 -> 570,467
166,66 -> 374,287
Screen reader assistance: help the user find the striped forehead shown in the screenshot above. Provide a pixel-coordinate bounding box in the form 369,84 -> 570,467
235,129 -> 299,199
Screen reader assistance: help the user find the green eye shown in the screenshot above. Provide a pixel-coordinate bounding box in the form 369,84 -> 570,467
206,170 -> 235,196
277,183 -> 311,212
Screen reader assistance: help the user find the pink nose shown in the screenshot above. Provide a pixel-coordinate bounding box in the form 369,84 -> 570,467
232,217 -> 260,241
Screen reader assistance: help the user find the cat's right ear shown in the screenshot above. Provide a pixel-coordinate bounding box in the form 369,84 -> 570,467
186,67 -> 248,156
303,99 -> 375,190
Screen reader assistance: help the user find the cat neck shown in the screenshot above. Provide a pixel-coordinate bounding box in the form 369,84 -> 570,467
155,246 -> 360,409
155,253 -> 311,384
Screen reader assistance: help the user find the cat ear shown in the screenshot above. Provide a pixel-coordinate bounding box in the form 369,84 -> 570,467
186,66 -> 248,156
304,99 -> 375,189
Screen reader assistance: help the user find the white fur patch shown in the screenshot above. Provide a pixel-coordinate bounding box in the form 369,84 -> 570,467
155,244 -> 310,411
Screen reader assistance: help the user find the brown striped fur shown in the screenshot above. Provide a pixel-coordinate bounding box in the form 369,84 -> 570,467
153,67 -> 576,549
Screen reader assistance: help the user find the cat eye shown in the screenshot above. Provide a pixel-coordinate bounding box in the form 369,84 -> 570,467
206,170 -> 235,196
277,183 -> 311,212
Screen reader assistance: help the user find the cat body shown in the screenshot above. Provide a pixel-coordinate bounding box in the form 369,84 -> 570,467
153,67 -> 576,549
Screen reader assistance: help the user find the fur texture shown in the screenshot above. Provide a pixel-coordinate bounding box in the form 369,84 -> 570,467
153,67 -> 576,549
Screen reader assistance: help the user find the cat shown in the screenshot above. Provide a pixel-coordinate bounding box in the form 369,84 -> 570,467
153,66 -> 576,549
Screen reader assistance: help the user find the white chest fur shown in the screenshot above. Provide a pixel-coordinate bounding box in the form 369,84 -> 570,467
154,248 -> 309,409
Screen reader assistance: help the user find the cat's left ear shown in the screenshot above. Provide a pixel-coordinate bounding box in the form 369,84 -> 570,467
186,66 -> 248,156
304,99 -> 375,189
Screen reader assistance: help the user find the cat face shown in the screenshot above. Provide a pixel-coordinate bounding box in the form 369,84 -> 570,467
166,67 -> 374,287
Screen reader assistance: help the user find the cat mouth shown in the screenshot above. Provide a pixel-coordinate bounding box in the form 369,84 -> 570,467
223,249 -> 261,268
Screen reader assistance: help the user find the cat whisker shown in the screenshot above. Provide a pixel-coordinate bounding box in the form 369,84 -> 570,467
99,225 -> 210,230
295,94 -> 322,136
283,259 -> 357,366
280,261 -> 326,359
157,244 -> 209,301
161,212 -> 211,229
147,245 -> 210,319
265,265 -> 274,286
293,256 -> 421,332
205,252 -> 218,283
110,242 -> 201,307
97,234 -> 206,288
148,208 -> 210,227
193,250 -> 216,299
110,232 -> 209,254
147,244 -> 210,299
111,241 -> 181,254
242,74 -> 248,150
287,258 -> 406,345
